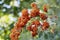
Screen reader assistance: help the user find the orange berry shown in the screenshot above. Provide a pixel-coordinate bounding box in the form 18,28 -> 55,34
42,21 -> 49,30
18,17 -> 21,22
20,22 -> 25,27
15,31 -> 20,36
22,9 -> 28,16
32,20 -> 40,26
32,27 -> 38,32
30,8 -> 40,17
10,33 -> 15,39
43,4 -> 48,12
32,31 -> 37,37
31,3 -> 37,8
40,13 -> 47,20
21,17 -> 27,24
27,26 -> 32,31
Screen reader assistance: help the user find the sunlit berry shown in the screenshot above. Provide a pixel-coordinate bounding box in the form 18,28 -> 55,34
22,9 -> 28,16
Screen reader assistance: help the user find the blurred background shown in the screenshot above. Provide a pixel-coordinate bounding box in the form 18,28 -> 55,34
0,0 -> 60,40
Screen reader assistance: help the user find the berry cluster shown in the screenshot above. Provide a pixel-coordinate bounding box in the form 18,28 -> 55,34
10,3 -> 49,40
27,20 -> 40,37
10,9 -> 30,40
